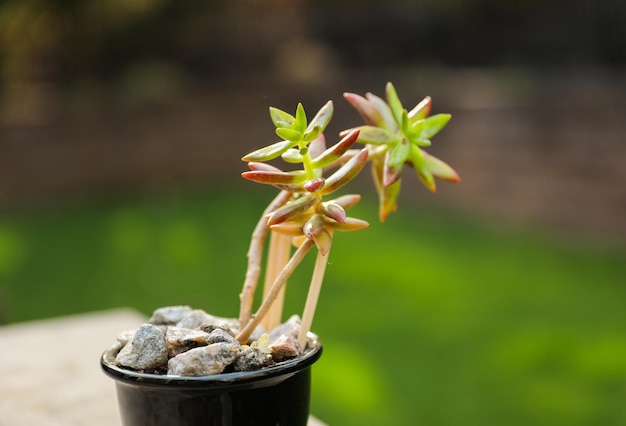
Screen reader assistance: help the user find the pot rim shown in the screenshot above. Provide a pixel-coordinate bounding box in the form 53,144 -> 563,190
101,333 -> 322,388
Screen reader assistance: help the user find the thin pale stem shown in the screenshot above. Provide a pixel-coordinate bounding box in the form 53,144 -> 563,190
261,231 -> 292,330
300,142 -> 316,179
297,239 -> 332,348
236,239 -> 315,344
238,190 -> 292,330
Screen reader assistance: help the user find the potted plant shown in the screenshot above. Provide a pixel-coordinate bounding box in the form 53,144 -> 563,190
101,82 -> 460,426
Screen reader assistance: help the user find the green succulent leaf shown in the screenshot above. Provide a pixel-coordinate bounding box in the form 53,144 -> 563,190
329,217 -> 369,232
385,82 -> 404,127
281,148 -> 303,164
411,117 -> 424,133
269,107 -> 295,128
304,177 -> 325,192
371,155 -> 400,222
408,120 -> 430,146
293,103 -> 307,133
387,139 -> 410,169
303,214 -> 326,239
241,169 -> 308,186
343,92 -> 384,126
242,140 -> 294,162
379,179 -> 401,222
246,162 -> 282,172
400,109 -> 413,137
266,194 -> 318,226
274,121 -> 292,129
311,228 -> 332,256
269,222 -> 304,236
408,96 -> 432,122
409,145 -> 436,192
320,148 -> 369,195
422,151 -> 460,182
383,161 -> 403,187
325,149 -> 363,170
303,126 -> 321,143
272,184 -> 303,192
311,129 -> 359,169
319,201 -> 347,223
328,194 -> 361,210
276,127 -> 302,142
365,92 -> 398,131
417,168 -> 435,192
308,134 -> 326,159
304,101 -> 333,140
351,126 -> 399,145
419,113 -> 451,140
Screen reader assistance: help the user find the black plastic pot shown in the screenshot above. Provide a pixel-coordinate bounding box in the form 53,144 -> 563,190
101,338 -> 322,426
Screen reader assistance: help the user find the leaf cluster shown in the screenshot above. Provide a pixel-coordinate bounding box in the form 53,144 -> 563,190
242,102 -> 369,255
343,82 -> 460,221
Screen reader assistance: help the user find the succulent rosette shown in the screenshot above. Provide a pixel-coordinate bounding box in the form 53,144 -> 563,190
241,101 -> 370,256
343,82 -> 460,221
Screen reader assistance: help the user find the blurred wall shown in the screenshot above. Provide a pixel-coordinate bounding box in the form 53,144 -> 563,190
0,0 -> 625,241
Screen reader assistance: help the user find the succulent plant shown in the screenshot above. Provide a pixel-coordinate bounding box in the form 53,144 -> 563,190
236,83 -> 459,347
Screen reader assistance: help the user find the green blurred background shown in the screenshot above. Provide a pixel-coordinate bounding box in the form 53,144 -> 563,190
1,1 -> 625,425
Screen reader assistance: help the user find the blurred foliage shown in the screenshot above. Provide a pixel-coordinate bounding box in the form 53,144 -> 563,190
1,0 -> 624,122
0,0 -> 297,87
0,189 -> 625,425
309,0 -> 626,68
0,0 -> 300,122
1,0 -> 623,93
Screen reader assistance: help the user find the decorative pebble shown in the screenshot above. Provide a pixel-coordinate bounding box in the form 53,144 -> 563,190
206,328 -> 241,346
148,306 -> 193,325
269,333 -> 302,361
197,323 -> 237,337
109,309 -> 312,377
167,342 -> 240,376
165,327 -> 211,358
116,324 -> 168,370
232,347 -> 271,372
176,309 -> 217,329
177,309 -> 240,331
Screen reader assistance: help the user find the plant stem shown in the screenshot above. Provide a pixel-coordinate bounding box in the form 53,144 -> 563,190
261,231 -> 292,330
236,239 -> 315,344
297,238 -> 332,348
300,142 -> 316,179
238,190 -> 292,330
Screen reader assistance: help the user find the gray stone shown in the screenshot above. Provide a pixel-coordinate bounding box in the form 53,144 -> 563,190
176,309 -> 217,329
177,309 -> 239,332
115,324 -> 168,370
167,342 -> 240,376
269,333 -> 303,361
232,347 -> 272,372
148,305 -> 193,325
197,323 -> 236,337
206,328 -> 241,346
165,327 -> 211,357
